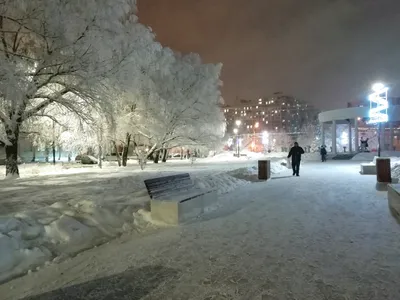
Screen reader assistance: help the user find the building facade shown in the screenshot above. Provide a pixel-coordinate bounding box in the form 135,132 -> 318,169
319,97 -> 400,153
223,92 -> 319,135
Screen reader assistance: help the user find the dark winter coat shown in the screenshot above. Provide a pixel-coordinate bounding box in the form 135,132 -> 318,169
288,146 -> 305,163
320,147 -> 327,155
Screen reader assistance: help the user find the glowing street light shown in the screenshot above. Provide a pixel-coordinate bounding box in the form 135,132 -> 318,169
235,120 -> 242,127
368,82 -> 389,157
372,82 -> 385,92
262,131 -> 269,144
233,128 -> 238,134
252,122 -> 260,151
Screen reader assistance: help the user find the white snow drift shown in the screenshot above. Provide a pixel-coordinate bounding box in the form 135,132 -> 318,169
0,168 -> 272,283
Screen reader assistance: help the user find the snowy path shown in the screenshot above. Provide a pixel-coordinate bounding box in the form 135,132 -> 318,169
1,161 -> 400,300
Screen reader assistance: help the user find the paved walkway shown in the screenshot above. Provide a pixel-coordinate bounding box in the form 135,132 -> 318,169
1,161 -> 400,300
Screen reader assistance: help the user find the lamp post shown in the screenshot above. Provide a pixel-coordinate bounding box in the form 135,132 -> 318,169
233,128 -> 239,157
253,122 -> 259,151
234,120 -> 241,157
368,83 -> 389,157
262,131 -> 269,154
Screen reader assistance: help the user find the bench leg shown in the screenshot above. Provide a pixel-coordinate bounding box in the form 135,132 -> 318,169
151,200 -> 179,225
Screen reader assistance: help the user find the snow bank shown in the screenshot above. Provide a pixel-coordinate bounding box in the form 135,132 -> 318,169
205,150 -> 289,162
0,198 -> 140,283
0,169 -> 252,283
224,159 -> 288,182
194,172 -> 249,195
353,154 -> 400,179
352,151 -> 400,161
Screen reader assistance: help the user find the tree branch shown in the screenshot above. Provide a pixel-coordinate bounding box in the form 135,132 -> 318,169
22,88 -> 70,121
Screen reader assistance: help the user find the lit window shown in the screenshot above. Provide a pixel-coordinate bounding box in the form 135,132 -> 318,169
275,110 -> 278,113
235,112 -> 237,114
266,121 -> 269,124
283,120 -> 285,122
256,106 -> 258,109
262,112 -> 265,115
275,127 -> 278,130
247,125 -> 250,129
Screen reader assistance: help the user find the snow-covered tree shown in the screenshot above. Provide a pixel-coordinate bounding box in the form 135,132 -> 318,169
0,0 -> 157,177
107,49 -> 225,166
142,52 -> 225,162
297,122 -> 321,151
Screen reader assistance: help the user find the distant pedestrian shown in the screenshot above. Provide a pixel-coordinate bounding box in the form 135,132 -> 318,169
320,145 -> 327,162
288,142 -> 305,176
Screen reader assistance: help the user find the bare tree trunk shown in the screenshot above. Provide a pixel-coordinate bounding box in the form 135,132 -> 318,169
113,141 -> 122,167
52,143 -> 56,165
52,121 -> 56,165
5,125 -> 20,178
180,147 -> 183,160
58,146 -> 62,160
122,133 -> 131,167
153,150 -> 160,164
68,152 -> 72,162
161,148 -> 168,163
98,145 -> 103,169
31,146 -> 36,162
45,147 -> 49,163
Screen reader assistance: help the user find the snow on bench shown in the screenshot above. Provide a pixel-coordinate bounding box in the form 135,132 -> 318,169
388,184 -> 400,219
360,163 -> 376,175
144,173 -> 217,225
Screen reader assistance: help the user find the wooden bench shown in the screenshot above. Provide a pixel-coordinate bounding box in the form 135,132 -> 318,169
388,184 -> 400,220
144,173 -> 217,225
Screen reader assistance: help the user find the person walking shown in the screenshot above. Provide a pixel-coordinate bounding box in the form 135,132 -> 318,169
287,142 -> 305,176
320,145 -> 327,162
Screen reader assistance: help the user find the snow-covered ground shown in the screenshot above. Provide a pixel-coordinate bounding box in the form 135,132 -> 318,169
1,161 -> 399,299
0,158 -> 286,283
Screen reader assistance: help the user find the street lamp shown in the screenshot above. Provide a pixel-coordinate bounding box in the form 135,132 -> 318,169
235,120 -> 242,127
367,82 -> 389,157
233,128 -> 239,157
262,131 -> 269,153
252,122 -> 260,151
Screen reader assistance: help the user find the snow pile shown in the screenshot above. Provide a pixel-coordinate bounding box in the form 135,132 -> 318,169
272,159 -> 290,173
205,150 -> 289,162
225,160 -> 288,182
0,169 -> 253,283
354,154 -> 400,179
204,151 -> 260,162
0,198 -> 143,283
352,151 -> 400,161
389,157 -> 400,179
194,172 -> 250,195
